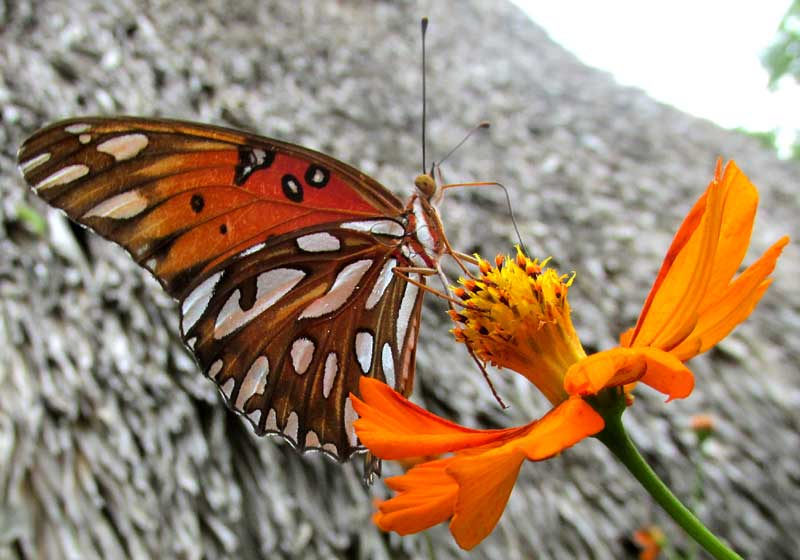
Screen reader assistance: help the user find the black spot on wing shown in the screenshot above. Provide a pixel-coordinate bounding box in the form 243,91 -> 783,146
234,146 -> 276,186
305,164 -> 330,188
281,174 -> 303,202
190,194 -> 205,213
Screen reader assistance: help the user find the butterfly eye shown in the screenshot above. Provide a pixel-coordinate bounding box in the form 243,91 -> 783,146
414,174 -> 438,200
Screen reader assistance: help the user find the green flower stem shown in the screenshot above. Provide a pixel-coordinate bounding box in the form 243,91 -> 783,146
595,411 -> 742,560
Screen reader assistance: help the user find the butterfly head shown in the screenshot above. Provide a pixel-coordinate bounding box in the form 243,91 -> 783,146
414,172 -> 443,207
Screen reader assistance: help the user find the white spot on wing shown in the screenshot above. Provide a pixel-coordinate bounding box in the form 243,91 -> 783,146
34,164 -> 89,191
290,338 -> 314,375
65,123 -> 91,134
355,332 -> 374,374
248,409 -> 262,425
296,232 -> 340,252
413,198 -> 436,253
19,152 -> 50,174
220,377 -> 235,399
208,359 -> 223,379
365,259 -> 396,310
78,134 -> 91,144
265,408 -> 278,431
284,411 -> 299,442
299,259 -> 372,319
396,274 -> 420,349
186,336 -> 197,349
96,133 -> 149,161
322,443 -> 338,456
305,430 -> 320,448
237,242 -> 266,259
322,352 -> 338,399
382,343 -> 396,390
341,219 -> 404,237
214,268 -> 305,339
181,271 -> 223,334
83,190 -> 148,219
236,356 -> 269,409
344,397 -> 358,447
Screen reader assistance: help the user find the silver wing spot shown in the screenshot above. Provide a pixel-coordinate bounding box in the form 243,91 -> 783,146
182,271 -> 223,334
382,343 -> 396,390
355,331 -> 374,374
344,397 -> 358,448
34,164 -> 89,192
214,268 -> 305,339
322,352 -> 338,399
19,152 -> 51,174
96,134 -> 149,161
284,411 -> 299,443
366,259 -> 397,310
83,190 -> 149,220
236,356 -> 269,409
290,338 -> 315,375
396,273 -> 420,349
299,259 -> 372,319
296,232 -> 341,252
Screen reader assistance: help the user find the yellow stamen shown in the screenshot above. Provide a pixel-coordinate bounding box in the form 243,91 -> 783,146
451,247 -> 586,405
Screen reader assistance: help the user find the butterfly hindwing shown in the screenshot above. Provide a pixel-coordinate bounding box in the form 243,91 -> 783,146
18,116 -> 427,461
184,221 -> 423,458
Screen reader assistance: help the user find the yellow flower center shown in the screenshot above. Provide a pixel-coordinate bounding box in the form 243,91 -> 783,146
450,248 -> 587,405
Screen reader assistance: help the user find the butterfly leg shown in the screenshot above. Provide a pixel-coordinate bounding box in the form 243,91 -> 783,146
435,261 -> 508,409
394,265 -> 508,409
392,266 -> 466,308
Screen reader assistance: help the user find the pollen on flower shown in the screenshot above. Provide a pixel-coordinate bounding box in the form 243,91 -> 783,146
450,247 -> 587,405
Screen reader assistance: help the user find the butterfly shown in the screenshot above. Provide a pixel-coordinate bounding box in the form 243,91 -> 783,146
17,116 -> 462,469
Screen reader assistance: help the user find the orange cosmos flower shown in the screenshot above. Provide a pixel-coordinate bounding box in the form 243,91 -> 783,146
352,159 -> 788,550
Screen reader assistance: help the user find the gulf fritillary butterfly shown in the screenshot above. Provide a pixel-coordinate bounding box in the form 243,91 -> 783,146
17,117 -> 460,468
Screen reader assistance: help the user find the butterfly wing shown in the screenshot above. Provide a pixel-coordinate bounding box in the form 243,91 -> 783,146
18,117 -> 424,460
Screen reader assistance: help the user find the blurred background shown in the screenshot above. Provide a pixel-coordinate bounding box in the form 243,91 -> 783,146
515,1 -> 800,158
1,1 -> 798,559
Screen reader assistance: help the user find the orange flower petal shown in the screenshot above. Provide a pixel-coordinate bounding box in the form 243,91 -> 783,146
628,160 -> 762,352
700,162 -> 758,298
564,348 -> 647,395
366,392 -> 604,549
627,174 -> 709,347
445,398 -> 602,549
374,458 -> 459,535
351,378 -> 523,460
636,165 -> 729,349
564,347 -> 694,401
637,347 -> 695,401
513,397 -> 605,460
447,449 -> 526,550
671,236 -> 789,360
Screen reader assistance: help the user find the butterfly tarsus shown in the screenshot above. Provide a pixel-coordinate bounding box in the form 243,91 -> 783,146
392,267 -> 466,308
393,264 -> 508,409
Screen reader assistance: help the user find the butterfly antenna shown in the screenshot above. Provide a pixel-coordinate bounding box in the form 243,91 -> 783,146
436,121 -> 490,169
497,182 -> 529,256
421,16 -> 429,175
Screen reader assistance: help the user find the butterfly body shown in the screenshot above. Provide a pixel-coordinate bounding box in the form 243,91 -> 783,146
18,117 -> 450,462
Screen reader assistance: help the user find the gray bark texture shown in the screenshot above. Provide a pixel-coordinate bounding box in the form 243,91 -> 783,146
1,1 -> 798,558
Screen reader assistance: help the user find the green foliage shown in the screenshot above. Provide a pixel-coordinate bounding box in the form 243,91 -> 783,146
14,203 -> 47,236
762,1 -> 800,88
736,128 -> 800,162
759,3 -> 800,161
737,128 -> 779,150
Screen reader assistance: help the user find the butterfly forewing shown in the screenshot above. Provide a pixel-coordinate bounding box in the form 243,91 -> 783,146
17,117 -> 405,297
18,117 -> 428,461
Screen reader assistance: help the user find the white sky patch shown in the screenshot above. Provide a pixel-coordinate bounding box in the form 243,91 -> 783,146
512,1 -> 798,154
